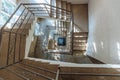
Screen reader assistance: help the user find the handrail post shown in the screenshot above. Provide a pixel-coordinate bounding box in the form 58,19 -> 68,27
55,67 -> 60,80
71,5 -> 74,55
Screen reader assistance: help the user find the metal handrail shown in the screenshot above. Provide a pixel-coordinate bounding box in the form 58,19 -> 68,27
9,8 -> 26,32
0,3 -> 73,69
55,68 -> 60,80
21,13 -> 33,34
73,23 -> 83,32
23,3 -> 71,12
1,3 -> 72,33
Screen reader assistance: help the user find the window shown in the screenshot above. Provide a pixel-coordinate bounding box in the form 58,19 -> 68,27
0,0 -> 16,27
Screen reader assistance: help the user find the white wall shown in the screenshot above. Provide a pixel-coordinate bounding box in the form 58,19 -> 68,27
25,17 -> 37,58
87,0 -> 120,64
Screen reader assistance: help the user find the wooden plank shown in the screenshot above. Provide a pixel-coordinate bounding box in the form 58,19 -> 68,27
0,69 -> 24,80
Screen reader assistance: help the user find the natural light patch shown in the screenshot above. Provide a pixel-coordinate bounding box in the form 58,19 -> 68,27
7,23 -> 12,29
53,54 -> 61,60
34,0 -> 46,3
101,42 -> 104,49
117,42 -> 120,49
117,42 -> 120,60
40,31 -> 44,35
93,42 -> 97,52
49,20 -> 55,26
34,0 -> 50,4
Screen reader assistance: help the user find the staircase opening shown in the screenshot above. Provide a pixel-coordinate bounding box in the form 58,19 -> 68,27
0,1 -> 120,80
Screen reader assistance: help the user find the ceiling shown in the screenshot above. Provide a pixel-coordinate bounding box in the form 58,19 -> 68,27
63,0 -> 89,4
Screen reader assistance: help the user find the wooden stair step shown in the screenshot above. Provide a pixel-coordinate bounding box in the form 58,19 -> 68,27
73,40 -> 87,43
73,46 -> 86,50
8,64 -> 47,80
22,59 -> 58,71
73,45 -> 86,48
74,32 -> 88,35
73,50 -> 86,52
73,44 -> 87,47
73,49 -> 86,51
74,37 -> 87,40
60,67 -> 120,80
17,63 -> 56,79
0,69 -> 24,80
74,42 -> 87,44
60,67 -> 120,74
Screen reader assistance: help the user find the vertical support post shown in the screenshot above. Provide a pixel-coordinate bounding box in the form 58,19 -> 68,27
71,5 -> 74,55
13,34 -> 17,63
6,32 -> 11,65
19,35 -> 22,61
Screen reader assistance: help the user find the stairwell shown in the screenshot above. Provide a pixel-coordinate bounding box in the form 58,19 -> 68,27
73,32 -> 88,53
0,0 -> 120,80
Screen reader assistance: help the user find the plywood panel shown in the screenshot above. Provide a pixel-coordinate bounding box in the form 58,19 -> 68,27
72,4 -> 88,32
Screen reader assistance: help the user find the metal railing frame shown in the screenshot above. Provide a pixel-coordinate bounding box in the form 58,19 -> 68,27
0,3 -> 73,69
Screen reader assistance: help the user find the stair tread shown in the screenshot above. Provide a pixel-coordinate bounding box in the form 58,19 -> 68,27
7,65 -> 44,80
22,59 -> 59,71
0,69 -> 24,80
16,63 -> 55,79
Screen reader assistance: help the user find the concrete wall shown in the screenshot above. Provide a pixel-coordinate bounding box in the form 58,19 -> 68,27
87,0 -> 120,64
72,4 -> 88,32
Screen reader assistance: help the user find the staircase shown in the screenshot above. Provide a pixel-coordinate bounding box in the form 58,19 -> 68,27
0,59 -> 59,80
73,32 -> 88,53
0,2 -> 72,68
0,1 -> 120,80
1,58 -> 120,80
59,66 -> 120,80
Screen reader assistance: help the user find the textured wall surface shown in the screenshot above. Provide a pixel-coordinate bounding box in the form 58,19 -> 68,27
87,0 -> 120,64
